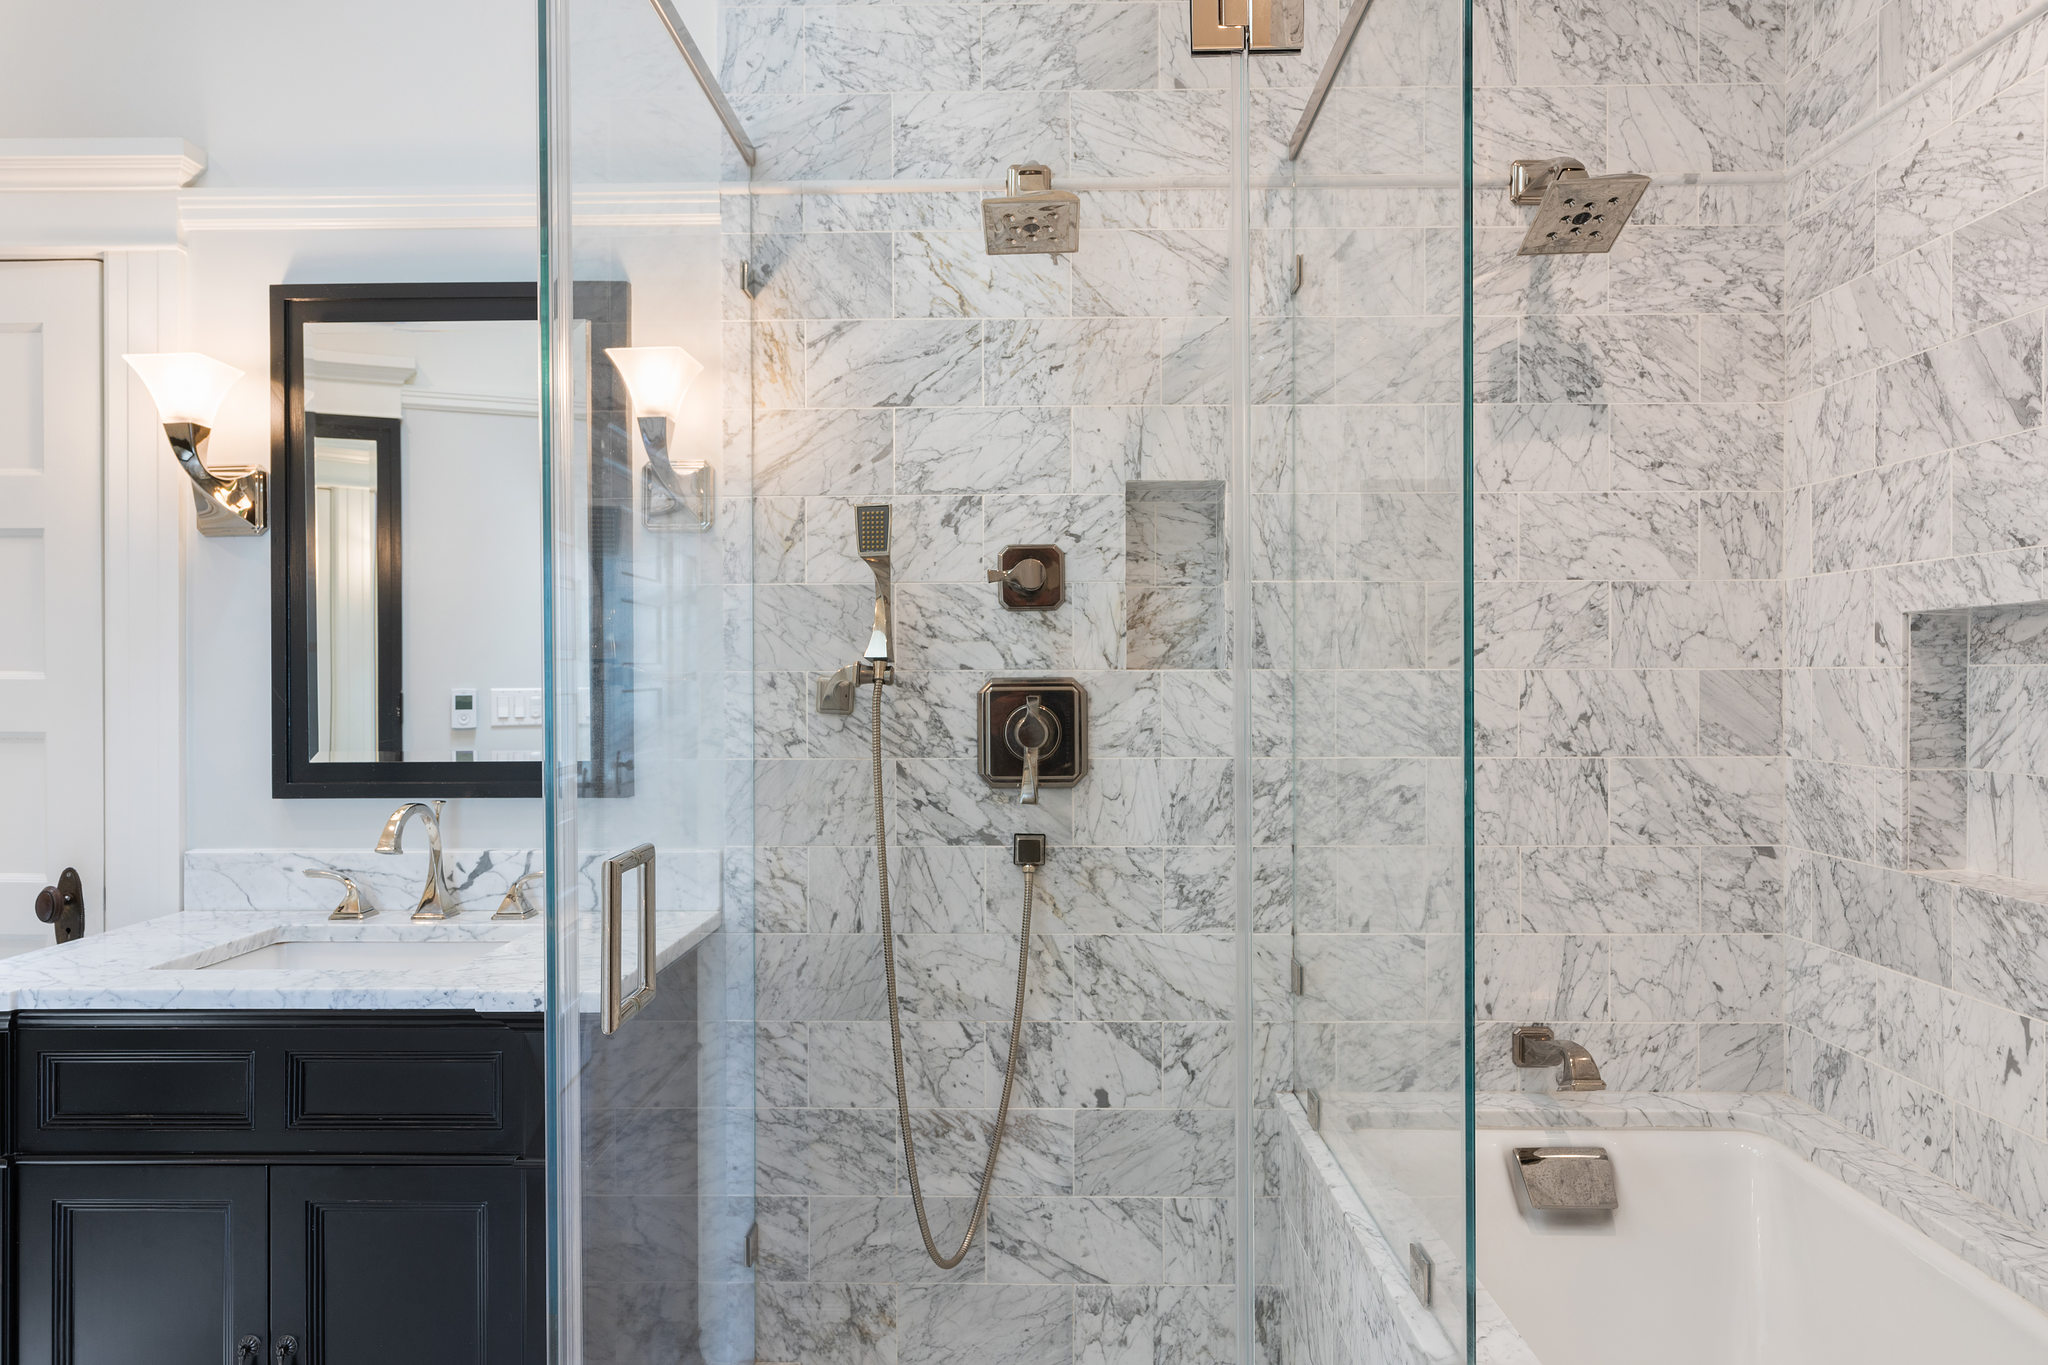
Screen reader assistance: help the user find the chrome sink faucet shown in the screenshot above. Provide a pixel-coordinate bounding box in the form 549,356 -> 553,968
376,800 -> 459,921
1512,1024 -> 1606,1092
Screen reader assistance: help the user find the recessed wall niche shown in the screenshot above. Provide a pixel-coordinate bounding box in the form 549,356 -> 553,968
1907,602 -> 2048,881
1124,480 -> 1225,669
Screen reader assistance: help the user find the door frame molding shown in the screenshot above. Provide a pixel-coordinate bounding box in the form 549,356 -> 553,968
1,139 -> 201,928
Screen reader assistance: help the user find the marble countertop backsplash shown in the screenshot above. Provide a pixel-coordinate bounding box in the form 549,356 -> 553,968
0,909 -> 720,1013
184,846 -> 726,918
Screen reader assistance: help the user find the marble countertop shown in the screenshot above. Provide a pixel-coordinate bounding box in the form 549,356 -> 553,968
0,908 -> 722,1013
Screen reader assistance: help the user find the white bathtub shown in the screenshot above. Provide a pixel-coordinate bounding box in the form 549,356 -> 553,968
1478,1126 -> 2048,1365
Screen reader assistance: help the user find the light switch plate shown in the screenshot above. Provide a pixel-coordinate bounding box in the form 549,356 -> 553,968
491,687 -> 545,727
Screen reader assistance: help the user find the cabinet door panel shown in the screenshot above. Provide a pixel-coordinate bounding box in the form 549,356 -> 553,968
17,1164 -> 268,1365
270,1166 -> 528,1365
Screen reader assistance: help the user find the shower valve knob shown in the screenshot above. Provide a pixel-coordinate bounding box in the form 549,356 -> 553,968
989,545 -> 1064,609
987,559 -> 1047,593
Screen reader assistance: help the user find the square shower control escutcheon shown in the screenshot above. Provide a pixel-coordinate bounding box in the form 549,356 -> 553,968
979,679 -> 1088,793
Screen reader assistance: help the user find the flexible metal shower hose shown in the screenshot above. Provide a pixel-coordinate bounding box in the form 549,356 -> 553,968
870,680 -> 1037,1268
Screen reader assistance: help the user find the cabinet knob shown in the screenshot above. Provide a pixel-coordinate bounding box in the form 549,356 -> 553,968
275,1336 -> 298,1365
237,1336 -> 262,1365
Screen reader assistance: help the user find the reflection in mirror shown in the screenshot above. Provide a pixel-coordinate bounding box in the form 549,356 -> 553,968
301,319 -> 543,768
308,417 -> 398,762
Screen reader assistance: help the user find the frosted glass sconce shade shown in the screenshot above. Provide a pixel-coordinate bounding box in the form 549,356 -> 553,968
605,346 -> 703,419
123,352 -> 246,427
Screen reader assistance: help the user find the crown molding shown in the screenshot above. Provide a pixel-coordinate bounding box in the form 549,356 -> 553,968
179,185 -> 720,232
0,138 -> 205,190
400,388 -> 538,418
305,348 -> 419,385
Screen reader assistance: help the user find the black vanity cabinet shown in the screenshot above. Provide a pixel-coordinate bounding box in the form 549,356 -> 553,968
7,1013 -> 545,1365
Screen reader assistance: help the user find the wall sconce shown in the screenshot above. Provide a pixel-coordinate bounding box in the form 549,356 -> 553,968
605,345 -> 711,532
123,352 -> 266,537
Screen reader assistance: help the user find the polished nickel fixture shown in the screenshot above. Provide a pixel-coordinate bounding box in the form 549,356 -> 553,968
987,544 -> 1065,609
494,870 -> 544,921
608,346 -> 714,531
817,503 -> 894,714
980,680 -> 1089,806
1189,0 -> 1303,54
375,800 -> 460,921
124,352 -> 267,536
1512,1023 -> 1608,1091
303,868 -> 373,921
1510,1146 -> 1620,1211
1510,157 -> 1651,256
983,165 -> 1080,256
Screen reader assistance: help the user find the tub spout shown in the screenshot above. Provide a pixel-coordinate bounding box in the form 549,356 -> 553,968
1512,1024 -> 1606,1092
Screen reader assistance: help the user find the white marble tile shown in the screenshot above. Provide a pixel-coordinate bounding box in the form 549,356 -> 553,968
895,92 -> 1071,178
806,320 -> 984,408
893,230 -> 1069,320
1873,314 -> 2043,464
1520,315 -> 1700,403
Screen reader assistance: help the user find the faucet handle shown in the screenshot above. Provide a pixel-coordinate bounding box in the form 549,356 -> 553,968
494,871 -> 544,921
304,868 -> 374,921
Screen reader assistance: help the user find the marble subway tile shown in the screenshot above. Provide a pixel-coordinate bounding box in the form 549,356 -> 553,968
756,1281 -> 897,1365
1953,429 -> 2048,556
1075,1109 -> 1236,1196
731,95 -> 894,182
1520,845 -> 1700,933
987,319 -> 1161,407
1701,669 -> 1783,755
1519,492 -> 1700,580
1072,91 -> 1232,177
1610,226 -> 1784,314
1702,844 -> 1785,932
1473,581 -> 1610,668
1613,581 -> 1784,668
1873,314 -> 2043,464
1613,83 -> 1785,173
894,231 -> 1069,320
1609,755 -> 1785,845
977,3 -> 1159,91
1072,230 -> 1231,319
988,1196 -> 1164,1285
1811,452 -> 1951,573
1807,239 -> 1953,385
1611,403 -> 1783,491
895,92 -> 1071,178
799,8 -> 978,93
1520,314 -> 1701,403
806,320 -> 984,408
1702,495 -> 1782,582
1700,1020 -> 1787,1089
899,1285 -> 1074,1365
1475,758 -> 1609,845
1874,75 -> 2047,261
1954,189 -> 2048,331
1518,667 -> 1699,757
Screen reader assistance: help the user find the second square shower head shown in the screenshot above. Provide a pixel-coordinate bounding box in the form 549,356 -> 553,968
1511,157 -> 1651,256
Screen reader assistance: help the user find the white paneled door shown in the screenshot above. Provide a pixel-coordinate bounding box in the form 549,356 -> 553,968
0,261 -> 104,937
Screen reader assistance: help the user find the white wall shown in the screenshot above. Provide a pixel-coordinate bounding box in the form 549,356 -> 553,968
0,0 -> 534,189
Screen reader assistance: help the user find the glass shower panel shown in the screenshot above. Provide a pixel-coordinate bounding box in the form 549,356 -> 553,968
1252,0 -> 1474,1356
541,0 -> 757,1360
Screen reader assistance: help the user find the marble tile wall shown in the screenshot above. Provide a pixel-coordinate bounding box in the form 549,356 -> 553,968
718,7 -> 1251,1360
1274,0 -> 1795,1103
1783,0 -> 2048,1233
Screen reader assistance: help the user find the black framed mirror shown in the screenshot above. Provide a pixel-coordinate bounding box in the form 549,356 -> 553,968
270,282 -> 632,799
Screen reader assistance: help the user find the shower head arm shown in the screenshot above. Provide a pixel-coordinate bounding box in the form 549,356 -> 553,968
1509,157 -> 1588,206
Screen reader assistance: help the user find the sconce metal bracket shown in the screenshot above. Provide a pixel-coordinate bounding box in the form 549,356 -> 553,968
165,421 -> 267,536
638,414 -> 714,532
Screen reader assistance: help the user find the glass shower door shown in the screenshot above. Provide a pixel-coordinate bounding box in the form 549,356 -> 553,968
540,0 -> 757,1359
1252,0 -> 1475,1357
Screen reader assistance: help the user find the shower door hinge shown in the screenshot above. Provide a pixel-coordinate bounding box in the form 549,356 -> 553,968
744,1221 -> 760,1267
1299,1087 -> 1321,1131
1409,1243 -> 1435,1306
1291,254 -> 1304,295
1189,0 -> 1303,53
739,261 -> 757,298
1288,956 -> 1305,995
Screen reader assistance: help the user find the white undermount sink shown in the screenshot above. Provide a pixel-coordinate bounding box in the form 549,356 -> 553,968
191,939 -> 508,972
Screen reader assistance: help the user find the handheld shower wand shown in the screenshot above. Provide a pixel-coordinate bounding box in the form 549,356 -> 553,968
817,504 -> 894,714
814,504 -> 1044,1268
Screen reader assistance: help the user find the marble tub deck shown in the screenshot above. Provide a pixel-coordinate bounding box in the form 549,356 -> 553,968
0,908 -> 721,1013
1297,1090 -> 2048,1362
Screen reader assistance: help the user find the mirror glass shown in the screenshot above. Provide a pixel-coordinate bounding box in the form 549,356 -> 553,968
301,319 -> 544,766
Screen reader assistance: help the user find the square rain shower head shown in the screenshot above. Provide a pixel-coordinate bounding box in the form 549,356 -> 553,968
1512,158 -> 1651,256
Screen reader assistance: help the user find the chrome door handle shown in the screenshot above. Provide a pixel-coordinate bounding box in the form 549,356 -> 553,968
602,844 -> 658,1035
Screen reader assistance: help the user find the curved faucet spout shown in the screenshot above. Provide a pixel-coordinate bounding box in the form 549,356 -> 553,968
1511,1024 -> 1606,1091
376,800 -> 458,921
